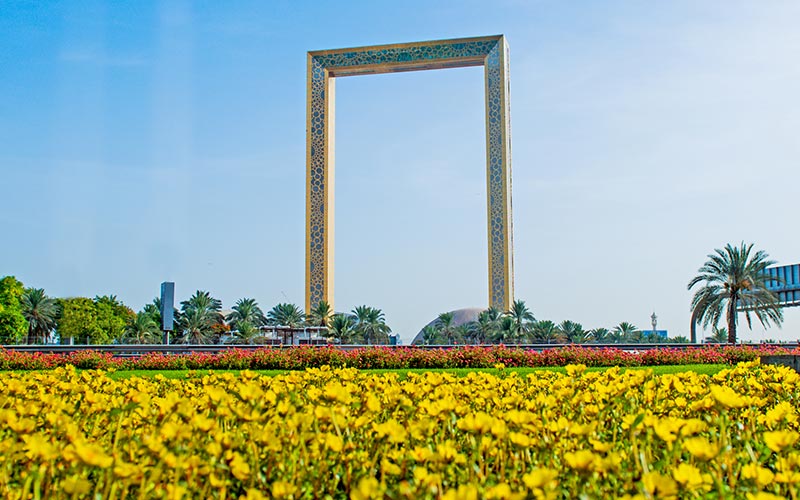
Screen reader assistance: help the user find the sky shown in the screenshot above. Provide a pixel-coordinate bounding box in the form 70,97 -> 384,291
1,0 -> 799,344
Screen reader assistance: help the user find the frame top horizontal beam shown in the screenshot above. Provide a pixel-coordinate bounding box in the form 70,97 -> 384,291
308,35 -> 504,77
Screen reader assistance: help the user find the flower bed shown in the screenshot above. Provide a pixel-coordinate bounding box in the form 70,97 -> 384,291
1,362 -> 799,498
0,345 -> 798,371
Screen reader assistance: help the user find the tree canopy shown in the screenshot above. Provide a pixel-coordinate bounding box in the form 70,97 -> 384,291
688,242 -> 783,343
0,276 -> 28,343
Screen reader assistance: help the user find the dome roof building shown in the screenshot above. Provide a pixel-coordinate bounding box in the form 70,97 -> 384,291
411,307 -> 484,345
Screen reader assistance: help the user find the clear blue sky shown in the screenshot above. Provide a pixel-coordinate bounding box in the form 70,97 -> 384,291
2,0 -> 799,343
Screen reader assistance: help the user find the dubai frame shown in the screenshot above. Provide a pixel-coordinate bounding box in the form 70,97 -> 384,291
306,35 -> 514,313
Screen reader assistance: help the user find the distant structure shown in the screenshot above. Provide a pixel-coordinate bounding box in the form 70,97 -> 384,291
160,282 -> 174,344
650,312 -> 667,339
764,264 -> 800,308
411,308 -> 484,345
305,35 -> 515,316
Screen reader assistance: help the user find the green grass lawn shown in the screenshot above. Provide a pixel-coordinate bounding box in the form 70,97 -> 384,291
104,364 -> 727,380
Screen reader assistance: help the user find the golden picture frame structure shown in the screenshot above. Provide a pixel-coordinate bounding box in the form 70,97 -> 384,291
306,35 -> 514,314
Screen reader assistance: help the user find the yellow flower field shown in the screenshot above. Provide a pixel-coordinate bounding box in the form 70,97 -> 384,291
1,362 -> 799,499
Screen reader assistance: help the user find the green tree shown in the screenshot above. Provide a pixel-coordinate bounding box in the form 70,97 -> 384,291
307,300 -> 333,328
178,307 -> 215,344
352,305 -> 391,345
474,307 -> 501,344
94,295 -> 135,343
497,316 -> 517,344
21,288 -> 59,344
123,312 -> 161,344
506,300 -> 535,343
226,298 -> 266,331
454,324 -> 473,345
531,320 -> 561,344
420,325 -> 438,346
590,327 -> 611,344
231,321 -> 260,344
688,242 -> 783,344
266,303 -> 305,344
56,297 -> 102,344
708,327 -> 729,344
434,312 -> 456,344
177,291 -> 224,344
558,320 -> 589,344
328,313 -> 356,344
0,276 -> 28,344
612,322 -> 640,343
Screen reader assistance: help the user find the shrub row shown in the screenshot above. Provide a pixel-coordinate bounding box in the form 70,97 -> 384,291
0,345 -> 797,371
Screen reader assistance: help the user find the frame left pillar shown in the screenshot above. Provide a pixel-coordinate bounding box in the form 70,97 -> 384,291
306,55 -> 335,313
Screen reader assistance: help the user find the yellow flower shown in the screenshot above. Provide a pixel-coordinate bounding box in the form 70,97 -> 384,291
61,477 -> 91,495
166,484 -> 187,500
764,401 -> 798,428
271,480 -> 296,499
381,458 -> 401,476
683,437 -> 720,461
442,485 -> 479,500
509,432 -> 532,447
324,432 -> 344,452
22,434 -> 58,461
457,412 -> 494,433
747,493 -> 787,500
642,472 -> 678,498
68,441 -> 114,468
763,430 -> 799,453
228,452 -> 250,481
523,468 -> 559,489
672,463 -> 704,489
350,477 -> 382,500
485,483 -> 524,500
653,418 -> 683,445
590,439 -> 613,453
710,385 -> 746,409
741,463 -> 775,487
240,489 -> 267,500
113,462 -> 140,479
774,471 -> 800,484
372,419 -> 408,444
563,450 -> 597,471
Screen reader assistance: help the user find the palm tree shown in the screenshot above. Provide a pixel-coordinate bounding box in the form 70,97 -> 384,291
352,305 -> 391,345
497,316 -> 518,344
178,307 -> 215,344
475,307 -> 502,344
266,303 -> 305,344
435,312 -> 456,344
231,321 -> 260,344
226,298 -> 266,332
328,314 -> 356,344
507,300 -> 535,343
177,291 -> 224,344
688,242 -> 783,344
612,322 -> 640,343
20,288 -> 59,344
143,298 -> 162,327
531,320 -> 561,344
123,312 -> 161,344
181,291 -> 223,322
420,325 -> 439,345
454,324 -> 473,345
307,300 -> 333,328
558,320 -> 589,344
590,327 -> 611,344
707,327 -> 729,344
